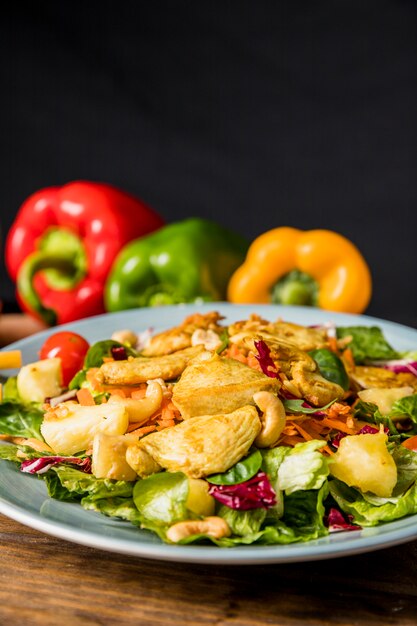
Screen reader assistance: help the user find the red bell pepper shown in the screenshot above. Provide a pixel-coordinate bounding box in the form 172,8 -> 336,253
5,181 -> 164,325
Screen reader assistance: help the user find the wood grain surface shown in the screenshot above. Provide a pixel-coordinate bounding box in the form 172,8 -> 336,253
1,514 -> 417,626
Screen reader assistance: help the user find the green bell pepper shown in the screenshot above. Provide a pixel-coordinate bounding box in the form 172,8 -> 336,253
104,218 -> 249,310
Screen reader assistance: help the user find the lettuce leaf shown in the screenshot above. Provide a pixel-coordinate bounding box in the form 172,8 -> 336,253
336,326 -> 398,364
391,394 -> 417,422
132,471 -> 189,527
277,440 -> 329,495
217,505 -> 266,536
329,479 -> 417,526
0,401 -> 44,440
82,496 -> 142,524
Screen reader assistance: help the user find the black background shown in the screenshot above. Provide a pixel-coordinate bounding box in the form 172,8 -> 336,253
1,1 -> 416,326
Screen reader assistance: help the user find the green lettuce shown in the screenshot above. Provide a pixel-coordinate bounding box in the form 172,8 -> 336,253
133,471 -> 190,527
336,326 -> 398,363
329,479 -> 417,526
276,440 -> 330,495
217,505 -> 266,536
0,401 -> 44,440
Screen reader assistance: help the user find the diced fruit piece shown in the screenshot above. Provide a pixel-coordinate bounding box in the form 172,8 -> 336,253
358,386 -> 414,417
41,402 -> 129,455
0,350 -> 22,369
186,478 -> 215,517
92,433 -> 138,481
17,358 -> 62,403
330,433 -> 397,497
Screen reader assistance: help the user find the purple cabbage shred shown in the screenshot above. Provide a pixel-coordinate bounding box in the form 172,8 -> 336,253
208,471 -> 277,510
20,456 -> 92,475
254,340 -> 280,379
327,508 -> 361,532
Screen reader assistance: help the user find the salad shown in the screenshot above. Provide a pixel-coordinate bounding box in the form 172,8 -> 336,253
1,311 -> 417,547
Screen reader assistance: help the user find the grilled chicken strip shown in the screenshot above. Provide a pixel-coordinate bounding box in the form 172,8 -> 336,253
135,405 -> 261,478
141,311 -> 224,357
172,353 -> 281,419
97,345 -> 204,385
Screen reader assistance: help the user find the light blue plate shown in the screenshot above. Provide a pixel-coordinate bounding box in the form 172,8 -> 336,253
1,303 -> 417,564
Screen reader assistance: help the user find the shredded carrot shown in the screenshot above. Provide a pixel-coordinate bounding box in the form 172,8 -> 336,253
328,336 -> 338,353
225,344 -> 248,364
102,356 -> 114,363
128,424 -> 157,437
156,419 -> 176,430
293,423 -> 314,441
109,389 -> 126,398
342,348 -> 355,369
76,388 -> 96,406
321,417 -> 356,435
247,353 -> 261,371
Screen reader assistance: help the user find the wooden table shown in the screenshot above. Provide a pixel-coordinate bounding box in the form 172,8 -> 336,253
1,514 -> 416,625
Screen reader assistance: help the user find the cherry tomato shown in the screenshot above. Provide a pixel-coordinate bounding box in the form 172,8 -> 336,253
39,331 -> 90,386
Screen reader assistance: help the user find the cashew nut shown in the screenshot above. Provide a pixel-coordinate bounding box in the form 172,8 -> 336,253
253,391 -> 286,448
166,516 -> 231,543
111,329 -> 138,347
108,380 -> 163,424
191,329 -> 222,351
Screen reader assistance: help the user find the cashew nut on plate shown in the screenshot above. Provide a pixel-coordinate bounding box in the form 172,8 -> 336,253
253,391 -> 286,448
166,516 -> 231,543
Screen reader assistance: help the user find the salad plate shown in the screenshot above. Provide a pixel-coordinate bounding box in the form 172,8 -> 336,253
1,302 -> 417,564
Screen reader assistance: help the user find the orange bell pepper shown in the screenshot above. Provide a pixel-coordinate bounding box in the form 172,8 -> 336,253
227,227 -> 372,314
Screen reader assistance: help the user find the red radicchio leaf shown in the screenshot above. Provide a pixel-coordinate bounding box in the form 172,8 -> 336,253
208,471 -> 277,510
254,340 -> 279,379
20,456 -> 92,475
327,508 -> 361,532
111,346 -> 128,361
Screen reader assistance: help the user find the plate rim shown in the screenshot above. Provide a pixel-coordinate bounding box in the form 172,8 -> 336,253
1,302 -> 417,564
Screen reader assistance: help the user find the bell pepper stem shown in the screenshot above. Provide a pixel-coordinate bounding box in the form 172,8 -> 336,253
17,251 -> 79,325
271,270 -> 318,306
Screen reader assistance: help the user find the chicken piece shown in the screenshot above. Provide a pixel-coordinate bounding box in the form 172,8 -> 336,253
96,345 -> 204,386
138,405 -> 261,478
229,318 -> 327,352
141,312 -> 224,357
172,353 -> 281,419
229,333 -> 344,407
351,366 -> 417,391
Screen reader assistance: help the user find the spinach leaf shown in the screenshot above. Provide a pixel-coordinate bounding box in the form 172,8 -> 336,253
215,330 -> 229,354
84,340 -> 138,369
0,401 -> 44,440
309,349 -> 350,390
206,449 -> 262,485
68,369 -> 87,390
336,326 -> 398,364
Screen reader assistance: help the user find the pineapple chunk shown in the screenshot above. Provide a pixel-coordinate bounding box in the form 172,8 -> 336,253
358,387 -> 414,417
17,358 -> 62,404
330,433 -> 397,497
92,433 -> 138,481
187,478 -> 215,517
41,402 -> 129,455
